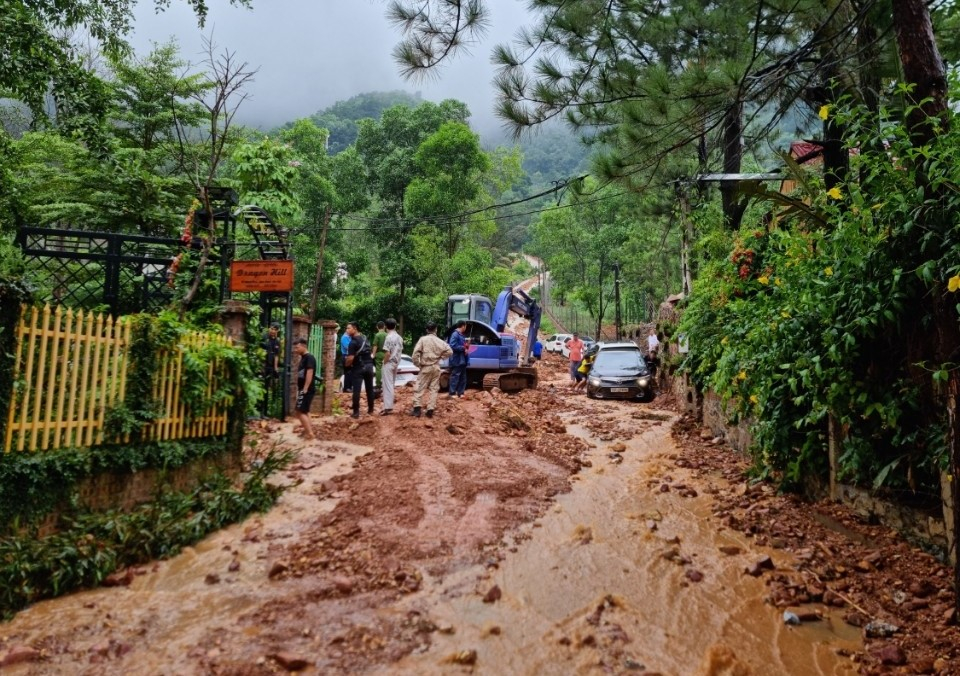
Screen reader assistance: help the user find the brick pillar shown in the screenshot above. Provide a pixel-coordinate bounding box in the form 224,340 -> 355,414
217,300 -> 251,452
218,300 -> 251,346
289,316 -> 311,417
317,319 -> 338,414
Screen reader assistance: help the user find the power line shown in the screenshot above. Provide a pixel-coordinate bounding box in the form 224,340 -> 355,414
286,186 -> 630,234
284,172 -> 630,234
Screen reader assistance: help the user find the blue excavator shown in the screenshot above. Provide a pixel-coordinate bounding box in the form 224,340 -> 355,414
440,285 -> 542,392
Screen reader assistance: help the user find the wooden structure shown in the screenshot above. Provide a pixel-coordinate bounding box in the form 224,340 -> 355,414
3,304 -> 231,453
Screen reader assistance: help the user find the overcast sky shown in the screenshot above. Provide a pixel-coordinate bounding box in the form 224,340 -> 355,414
130,0 -> 535,139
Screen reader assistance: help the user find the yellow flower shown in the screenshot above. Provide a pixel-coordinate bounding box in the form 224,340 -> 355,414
818,105 -> 831,121
749,394 -> 759,404
758,275 -> 769,285
949,275 -> 960,292
826,186 -> 843,200
737,370 -> 747,381
824,266 -> 834,277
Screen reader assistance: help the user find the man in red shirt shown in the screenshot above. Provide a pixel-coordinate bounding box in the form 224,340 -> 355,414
567,332 -> 585,387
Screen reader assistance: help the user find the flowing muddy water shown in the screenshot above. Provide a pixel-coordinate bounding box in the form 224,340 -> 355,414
391,409 -> 861,675
0,437 -> 380,675
0,392 -> 861,675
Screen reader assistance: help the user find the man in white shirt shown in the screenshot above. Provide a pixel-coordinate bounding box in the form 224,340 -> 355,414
379,318 -> 404,415
647,328 -> 660,358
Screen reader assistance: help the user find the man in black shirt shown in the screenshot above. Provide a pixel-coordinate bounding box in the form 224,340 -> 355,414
259,322 -> 282,417
262,322 -> 281,376
344,321 -> 375,418
293,338 -> 316,439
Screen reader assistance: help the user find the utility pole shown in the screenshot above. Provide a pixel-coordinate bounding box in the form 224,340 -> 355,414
613,262 -> 622,341
309,205 -> 332,323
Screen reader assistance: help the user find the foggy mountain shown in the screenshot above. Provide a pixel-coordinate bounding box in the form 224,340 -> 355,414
130,0 -> 535,141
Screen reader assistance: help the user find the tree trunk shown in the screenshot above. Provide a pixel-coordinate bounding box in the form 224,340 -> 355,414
398,279 -> 406,337
677,188 -> 694,296
892,0 -> 948,147
890,0 -> 956,610
309,206 -> 332,323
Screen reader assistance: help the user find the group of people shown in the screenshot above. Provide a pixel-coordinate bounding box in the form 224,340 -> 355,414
287,318 -> 663,438
562,328 -> 662,393
288,319 -> 476,438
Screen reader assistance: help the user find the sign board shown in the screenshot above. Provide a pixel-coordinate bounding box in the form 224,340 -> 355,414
229,260 -> 294,292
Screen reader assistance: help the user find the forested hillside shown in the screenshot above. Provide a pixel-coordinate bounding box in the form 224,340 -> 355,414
289,90 -> 424,154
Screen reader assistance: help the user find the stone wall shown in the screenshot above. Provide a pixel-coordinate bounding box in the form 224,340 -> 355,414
665,370 -> 954,563
38,445 -> 241,536
832,481 -> 950,556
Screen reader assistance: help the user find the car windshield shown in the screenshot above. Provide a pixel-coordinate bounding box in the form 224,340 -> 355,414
594,349 -> 646,373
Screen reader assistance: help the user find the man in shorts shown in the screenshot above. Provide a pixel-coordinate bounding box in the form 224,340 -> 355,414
293,338 -> 316,439
567,332 -> 585,388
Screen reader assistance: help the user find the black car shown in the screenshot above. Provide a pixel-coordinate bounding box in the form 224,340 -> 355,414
585,343 -> 655,401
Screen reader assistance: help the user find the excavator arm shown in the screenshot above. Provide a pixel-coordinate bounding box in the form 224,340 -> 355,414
492,285 -> 542,366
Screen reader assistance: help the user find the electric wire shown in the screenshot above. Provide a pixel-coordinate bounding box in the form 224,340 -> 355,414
283,173 -> 634,234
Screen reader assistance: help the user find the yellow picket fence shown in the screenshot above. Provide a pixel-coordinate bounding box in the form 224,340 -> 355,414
3,305 -> 231,453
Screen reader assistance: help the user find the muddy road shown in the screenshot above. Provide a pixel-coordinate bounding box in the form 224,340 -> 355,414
0,354 -> 956,675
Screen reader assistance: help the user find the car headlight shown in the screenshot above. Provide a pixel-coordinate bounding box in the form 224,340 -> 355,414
588,377 -> 601,387
637,378 -> 649,388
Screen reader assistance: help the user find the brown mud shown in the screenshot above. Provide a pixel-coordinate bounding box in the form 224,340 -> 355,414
0,352 -> 954,675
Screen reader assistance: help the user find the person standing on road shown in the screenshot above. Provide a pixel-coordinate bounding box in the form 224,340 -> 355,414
447,320 -> 469,398
647,328 -> 660,359
646,327 -> 661,380
345,321 -> 375,418
260,322 -> 281,417
574,344 -> 598,393
411,321 -> 452,418
371,321 -> 387,384
293,338 -> 316,440
567,332 -> 585,387
340,328 -> 353,393
379,318 -> 403,415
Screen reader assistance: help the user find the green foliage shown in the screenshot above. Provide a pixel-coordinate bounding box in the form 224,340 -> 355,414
0,280 -> 30,448
0,446 -> 290,617
681,90 -> 960,493
6,41 -> 211,235
0,1 -> 247,148
0,437 -> 230,530
298,90 -> 424,154
230,137 -> 301,224
513,125 -> 591,185
105,311 -> 262,439
529,182 -> 678,332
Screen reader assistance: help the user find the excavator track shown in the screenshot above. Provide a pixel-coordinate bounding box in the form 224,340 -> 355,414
482,368 -> 539,393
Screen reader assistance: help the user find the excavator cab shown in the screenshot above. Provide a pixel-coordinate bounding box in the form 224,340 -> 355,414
442,287 -> 541,393
446,294 -> 494,329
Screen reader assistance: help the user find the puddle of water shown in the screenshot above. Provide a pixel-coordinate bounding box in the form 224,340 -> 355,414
392,408 -> 861,676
